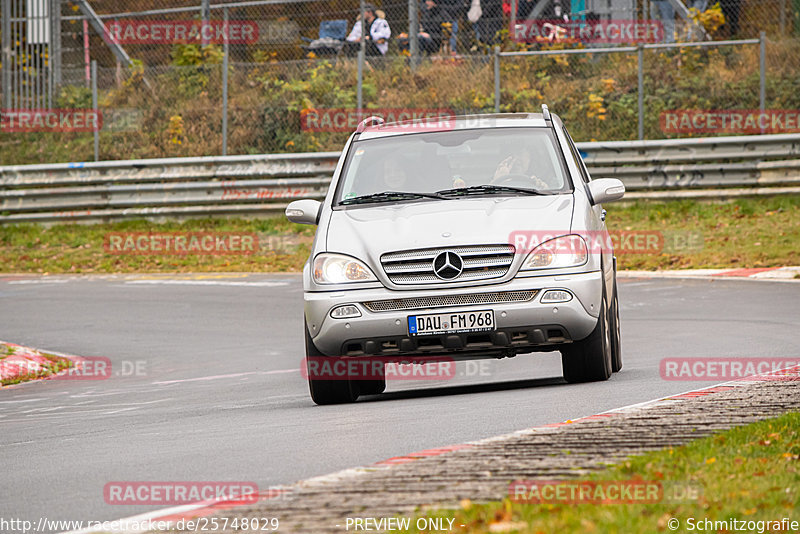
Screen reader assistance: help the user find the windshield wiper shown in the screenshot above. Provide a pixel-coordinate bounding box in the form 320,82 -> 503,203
435,184 -> 550,197
339,191 -> 445,206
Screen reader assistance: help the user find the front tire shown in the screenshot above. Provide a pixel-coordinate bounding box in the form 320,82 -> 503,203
610,277 -> 622,373
305,320 -> 359,405
561,283 -> 612,383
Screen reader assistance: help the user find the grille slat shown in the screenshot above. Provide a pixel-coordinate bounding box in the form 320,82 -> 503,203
363,290 -> 538,312
382,244 -> 515,285
384,256 -> 513,274
382,245 -> 514,263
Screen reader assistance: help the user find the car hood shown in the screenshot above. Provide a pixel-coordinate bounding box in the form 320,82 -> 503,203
325,195 -> 574,260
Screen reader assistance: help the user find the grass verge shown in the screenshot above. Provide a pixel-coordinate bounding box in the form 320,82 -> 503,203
402,412 -> 800,533
0,195 -> 798,273
0,217 -> 315,274
608,195 -> 800,270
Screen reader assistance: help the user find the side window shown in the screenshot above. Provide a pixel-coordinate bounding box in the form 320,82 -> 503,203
563,128 -> 591,184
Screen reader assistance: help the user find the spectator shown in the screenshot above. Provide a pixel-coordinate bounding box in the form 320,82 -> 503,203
687,0 -> 708,40
471,0 -> 504,46
719,0 -> 742,36
399,0 -> 445,54
516,0 -> 535,20
344,4 -> 391,56
653,0 -> 675,43
437,0 -> 466,53
516,0 -> 568,21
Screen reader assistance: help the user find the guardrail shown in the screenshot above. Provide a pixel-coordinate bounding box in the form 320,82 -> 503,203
2,133 -> 800,224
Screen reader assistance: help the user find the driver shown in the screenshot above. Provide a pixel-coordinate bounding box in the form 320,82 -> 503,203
490,146 -> 550,190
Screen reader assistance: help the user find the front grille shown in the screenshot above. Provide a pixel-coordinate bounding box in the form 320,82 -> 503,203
381,244 -> 515,285
363,290 -> 537,312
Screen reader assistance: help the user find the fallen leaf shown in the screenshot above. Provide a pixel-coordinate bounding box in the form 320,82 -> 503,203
488,521 -> 528,533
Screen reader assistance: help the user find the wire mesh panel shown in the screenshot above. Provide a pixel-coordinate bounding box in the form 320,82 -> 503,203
499,49 -> 639,141
643,42 -> 762,140
1,0 -> 55,110
1,0 -> 800,164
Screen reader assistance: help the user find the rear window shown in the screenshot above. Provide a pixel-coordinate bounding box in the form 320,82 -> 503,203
335,127 -> 571,204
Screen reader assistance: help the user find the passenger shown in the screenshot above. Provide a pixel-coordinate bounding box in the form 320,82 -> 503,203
381,157 -> 409,190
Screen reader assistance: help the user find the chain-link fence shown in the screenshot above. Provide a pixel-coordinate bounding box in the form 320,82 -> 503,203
1,0 -> 799,164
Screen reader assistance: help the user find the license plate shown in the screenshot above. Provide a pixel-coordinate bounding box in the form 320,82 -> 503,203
408,310 -> 495,336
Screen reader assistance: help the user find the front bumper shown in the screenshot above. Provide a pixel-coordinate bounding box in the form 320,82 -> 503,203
304,271 -> 602,357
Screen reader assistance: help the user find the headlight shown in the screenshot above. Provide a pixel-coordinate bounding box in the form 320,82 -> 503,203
521,235 -> 588,271
313,253 -> 377,284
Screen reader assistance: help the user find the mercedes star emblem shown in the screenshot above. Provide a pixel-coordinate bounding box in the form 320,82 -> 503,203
433,251 -> 464,280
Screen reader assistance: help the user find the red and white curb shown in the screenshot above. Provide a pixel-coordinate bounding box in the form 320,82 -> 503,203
0,341 -> 88,389
63,364 -> 800,534
620,266 -> 800,282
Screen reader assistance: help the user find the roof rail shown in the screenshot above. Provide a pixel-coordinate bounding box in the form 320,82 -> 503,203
541,104 -> 552,124
356,116 -> 385,133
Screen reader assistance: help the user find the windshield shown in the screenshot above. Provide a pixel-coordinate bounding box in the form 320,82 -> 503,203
334,127 -> 571,205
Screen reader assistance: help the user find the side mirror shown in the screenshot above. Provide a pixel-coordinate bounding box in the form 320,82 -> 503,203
285,199 -> 321,225
588,178 -> 625,205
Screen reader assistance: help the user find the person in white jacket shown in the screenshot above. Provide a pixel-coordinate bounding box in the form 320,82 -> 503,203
345,4 -> 391,56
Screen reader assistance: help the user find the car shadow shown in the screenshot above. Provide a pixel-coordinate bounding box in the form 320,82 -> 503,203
357,376 -> 567,403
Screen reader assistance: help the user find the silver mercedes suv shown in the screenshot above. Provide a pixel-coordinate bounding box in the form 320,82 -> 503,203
286,107 -> 625,404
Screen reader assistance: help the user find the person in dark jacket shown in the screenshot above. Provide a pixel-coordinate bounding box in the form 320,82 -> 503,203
719,0 -> 742,36
399,0 -> 445,54
474,0 -> 504,45
419,0 -> 446,52
437,0 -> 466,52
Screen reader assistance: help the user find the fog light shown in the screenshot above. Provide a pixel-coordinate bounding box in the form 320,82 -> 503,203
330,304 -> 361,319
541,290 -> 573,303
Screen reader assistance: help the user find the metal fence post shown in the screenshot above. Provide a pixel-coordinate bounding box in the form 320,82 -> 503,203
780,0 -> 786,35
510,0 -> 517,41
494,46 -> 500,113
357,0 -> 365,115
759,31 -> 766,114
637,45 -> 644,140
91,60 -> 99,161
222,8 -> 229,156
49,0 -> 61,103
201,0 -> 210,46
409,0 -> 419,70
1,0 -> 11,110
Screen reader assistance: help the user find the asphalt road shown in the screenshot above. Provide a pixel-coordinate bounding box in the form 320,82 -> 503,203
1,274 -> 798,529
